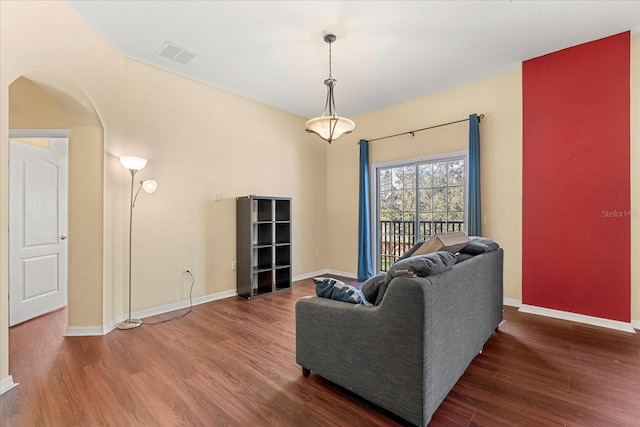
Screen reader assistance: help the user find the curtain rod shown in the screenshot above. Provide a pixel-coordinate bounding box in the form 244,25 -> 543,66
364,113 -> 484,143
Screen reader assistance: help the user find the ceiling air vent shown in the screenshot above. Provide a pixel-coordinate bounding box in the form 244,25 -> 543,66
157,41 -> 197,65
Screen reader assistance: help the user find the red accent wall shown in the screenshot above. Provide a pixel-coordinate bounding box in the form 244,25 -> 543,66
522,32 -> 630,322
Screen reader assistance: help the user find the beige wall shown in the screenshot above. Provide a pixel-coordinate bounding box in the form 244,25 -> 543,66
107,57 -> 327,315
9,78 -> 69,129
328,70 -> 523,301
0,0 -> 326,383
631,35 -> 639,322
0,25 -> 6,379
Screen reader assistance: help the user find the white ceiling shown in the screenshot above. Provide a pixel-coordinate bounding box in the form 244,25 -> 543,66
63,1 -> 640,119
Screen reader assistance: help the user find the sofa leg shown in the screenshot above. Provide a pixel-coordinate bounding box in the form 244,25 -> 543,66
302,367 -> 311,377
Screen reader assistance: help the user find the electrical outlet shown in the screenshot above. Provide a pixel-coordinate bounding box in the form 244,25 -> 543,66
231,261 -> 237,270
183,268 -> 192,278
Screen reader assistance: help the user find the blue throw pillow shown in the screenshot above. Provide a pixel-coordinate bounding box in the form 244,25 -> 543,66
313,277 -> 372,305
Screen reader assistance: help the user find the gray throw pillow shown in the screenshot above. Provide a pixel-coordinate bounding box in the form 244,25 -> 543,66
459,237 -> 499,255
387,251 -> 456,279
360,273 -> 386,306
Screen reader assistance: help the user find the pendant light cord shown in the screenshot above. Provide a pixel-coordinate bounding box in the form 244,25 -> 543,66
326,39 -> 335,117
328,39 -> 332,79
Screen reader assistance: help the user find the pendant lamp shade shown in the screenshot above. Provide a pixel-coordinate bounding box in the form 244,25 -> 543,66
305,116 -> 356,143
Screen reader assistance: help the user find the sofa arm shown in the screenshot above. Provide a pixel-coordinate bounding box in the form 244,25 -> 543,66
296,281 -> 426,371
296,297 -> 390,374
295,279 -> 427,424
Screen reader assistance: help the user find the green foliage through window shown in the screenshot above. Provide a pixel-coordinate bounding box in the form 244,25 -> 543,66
377,156 -> 466,272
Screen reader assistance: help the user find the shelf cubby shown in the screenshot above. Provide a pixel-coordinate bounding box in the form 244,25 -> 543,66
275,268 -> 291,291
255,271 -> 273,294
253,198 -> 273,222
275,223 -> 290,244
275,245 -> 290,267
253,247 -> 273,270
275,199 -> 291,221
253,223 -> 273,246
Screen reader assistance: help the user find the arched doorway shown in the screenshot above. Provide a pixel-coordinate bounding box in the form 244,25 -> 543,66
8,74 -> 105,332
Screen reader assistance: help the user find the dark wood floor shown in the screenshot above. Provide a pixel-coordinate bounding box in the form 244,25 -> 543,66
1,279 -> 640,427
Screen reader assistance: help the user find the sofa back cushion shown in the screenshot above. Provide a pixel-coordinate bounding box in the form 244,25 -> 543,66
388,251 -> 456,279
362,251 -> 457,306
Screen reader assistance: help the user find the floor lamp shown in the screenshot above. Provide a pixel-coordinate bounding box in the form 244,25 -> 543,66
118,156 -> 158,330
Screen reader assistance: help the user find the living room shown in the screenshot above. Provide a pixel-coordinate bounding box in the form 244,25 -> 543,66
1,1 -> 639,425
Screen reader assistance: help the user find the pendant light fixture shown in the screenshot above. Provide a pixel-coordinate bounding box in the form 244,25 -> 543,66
305,34 -> 355,143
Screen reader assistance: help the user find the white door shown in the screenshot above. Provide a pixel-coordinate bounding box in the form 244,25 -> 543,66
9,138 -> 68,326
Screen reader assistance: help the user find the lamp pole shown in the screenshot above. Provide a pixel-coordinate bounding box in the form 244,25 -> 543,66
117,167 -> 143,330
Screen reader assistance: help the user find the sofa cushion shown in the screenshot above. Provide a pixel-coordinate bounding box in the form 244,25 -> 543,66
313,277 -> 372,305
388,251 -> 456,279
459,237 -> 499,255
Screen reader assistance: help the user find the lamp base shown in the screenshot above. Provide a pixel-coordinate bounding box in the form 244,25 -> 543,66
117,318 -> 142,330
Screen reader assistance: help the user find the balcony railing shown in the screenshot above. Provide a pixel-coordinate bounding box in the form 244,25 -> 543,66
378,219 -> 464,271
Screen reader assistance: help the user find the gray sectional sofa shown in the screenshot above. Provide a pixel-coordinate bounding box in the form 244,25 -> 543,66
295,248 -> 504,426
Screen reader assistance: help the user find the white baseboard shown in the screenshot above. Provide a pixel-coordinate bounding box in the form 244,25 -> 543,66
519,304 -> 636,333
503,298 -> 521,307
326,270 -> 358,280
131,289 -> 237,322
1,375 -> 18,395
293,270 -> 329,281
502,299 -> 638,332
65,325 -> 110,336
62,283 -> 640,337
293,270 -> 358,282
65,289 -> 237,337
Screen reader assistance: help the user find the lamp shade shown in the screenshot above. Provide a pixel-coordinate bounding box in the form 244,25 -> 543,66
305,116 -> 355,143
120,156 -> 147,171
142,180 -> 158,194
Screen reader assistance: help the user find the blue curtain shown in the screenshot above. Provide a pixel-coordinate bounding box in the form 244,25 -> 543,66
468,114 -> 482,236
357,139 -> 373,281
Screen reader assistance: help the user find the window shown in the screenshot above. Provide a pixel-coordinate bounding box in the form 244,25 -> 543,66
376,154 -> 466,272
